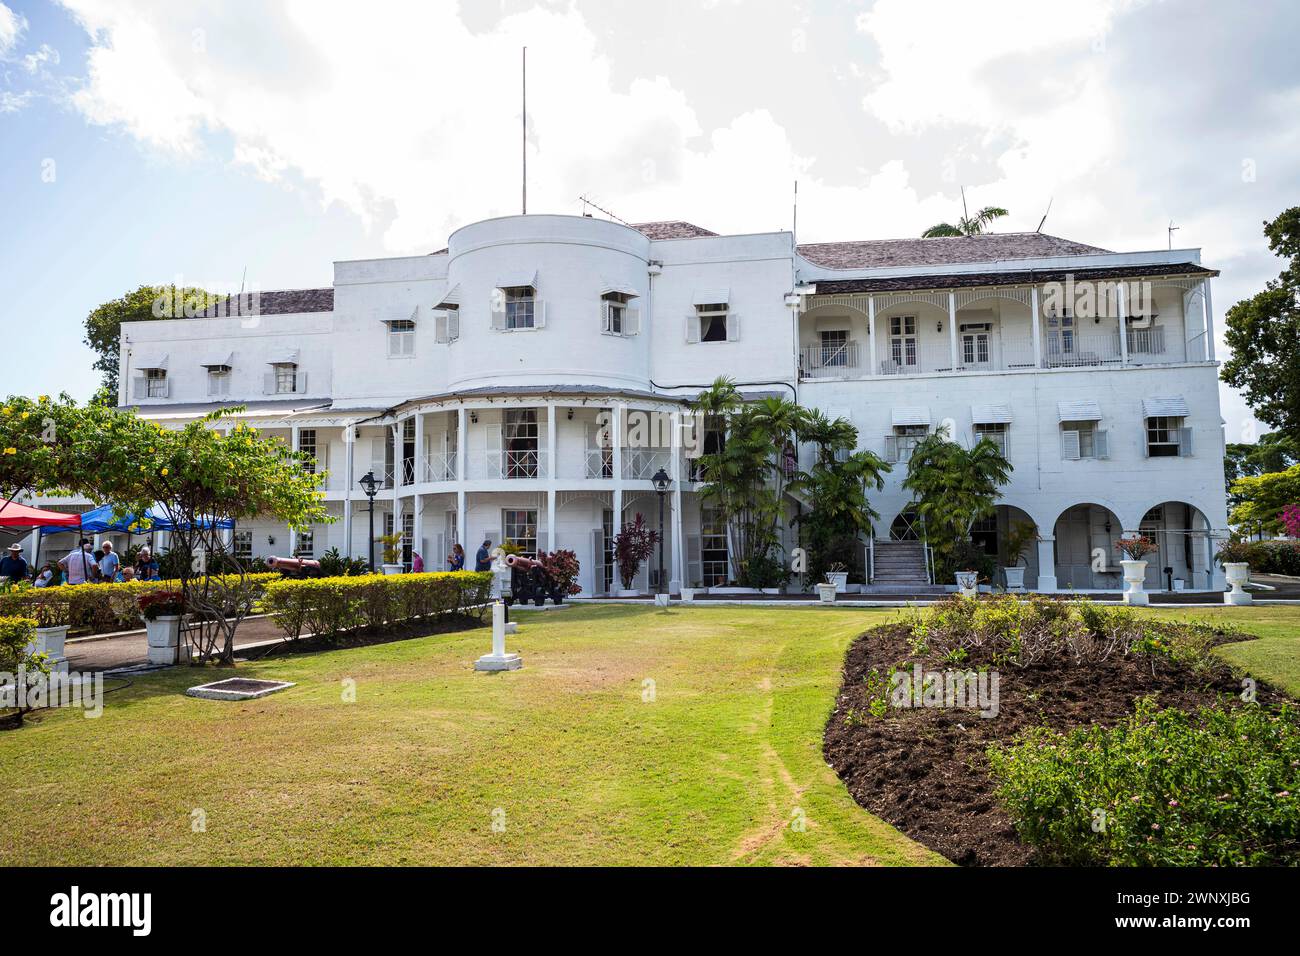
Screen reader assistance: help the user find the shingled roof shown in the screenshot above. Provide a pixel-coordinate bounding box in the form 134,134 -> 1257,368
630,220 -> 719,240
812,262 -> 1218,295
797,232 -> 1110,270
226,288 -> 335,315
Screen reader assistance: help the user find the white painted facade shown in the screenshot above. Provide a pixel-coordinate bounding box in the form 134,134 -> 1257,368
37,213 -> 1229,593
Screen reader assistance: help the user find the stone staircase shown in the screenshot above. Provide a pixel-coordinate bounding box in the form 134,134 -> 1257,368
870,540 -> 932,589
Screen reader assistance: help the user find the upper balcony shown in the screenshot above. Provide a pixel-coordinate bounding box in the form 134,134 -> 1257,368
798,276 -> 1214,381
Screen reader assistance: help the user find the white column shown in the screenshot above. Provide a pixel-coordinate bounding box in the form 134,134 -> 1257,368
414,411 -> 425,567
456,407 -> 467,556
947,292 -> 958,369
288,425 -> 300,557
1117,282 -> 1129,367
1030,286 -> 1043,368
1202,278 -> 1216,361
1035,537 -> 1057,592
612,404 -> 624,588
390,423 -> 402,550
546,402 -> 557,554
343,424 -> 355,558
670,407 -> 683,593
867,295 -> 877,376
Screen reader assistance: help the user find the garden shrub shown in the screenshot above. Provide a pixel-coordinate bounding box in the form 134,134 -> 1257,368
1216,538 -> 1300,576
0,615 -> 49,721
0,574 -> 279,635
988,698 -> 1300,866
262,571 -> 491,643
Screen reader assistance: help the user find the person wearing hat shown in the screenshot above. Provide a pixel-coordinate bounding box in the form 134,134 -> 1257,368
1,543 -> 29,584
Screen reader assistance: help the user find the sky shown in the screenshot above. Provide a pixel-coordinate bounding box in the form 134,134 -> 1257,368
0,0 -> 1297,443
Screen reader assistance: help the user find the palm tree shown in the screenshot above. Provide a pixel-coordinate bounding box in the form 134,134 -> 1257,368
922,188 -> 1009,237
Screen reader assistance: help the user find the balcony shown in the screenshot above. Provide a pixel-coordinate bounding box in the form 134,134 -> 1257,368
799,341 -> 860,379
467,449 -> 549,480
420,451 -> 458,482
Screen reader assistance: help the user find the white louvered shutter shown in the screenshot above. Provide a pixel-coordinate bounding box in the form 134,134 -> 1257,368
533,301 -> 546,329
263,372 -> 276,395
591,528 -> 606,595
726,313 -> 741,341
448,311 -> 460,342
686,533 -> 702,587
1061,429 -> 1081,461
685,315 -> 699,344
601,301 -> 612,334
435,314 -> 450,344
132,378 -> 147,400
535,530 -> 548,556
1094,430 -> 1109,459
491,292 -> 507,330
485,422 -> 503,478
624,307 -> 640,336
884,435 -> 899,464
1179,427 -> 1193,457
294,372 -> 308,394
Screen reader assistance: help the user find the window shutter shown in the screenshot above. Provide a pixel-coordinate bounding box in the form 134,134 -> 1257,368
601,301 -> 612,334
686,533 -> 702,587
685,315 -> 699,344
624,307 -> 640,336
435,314 -> 449,344
884,434 -> 901,463
535,530 -> 548,556
534,301 -> 546,329
1094,429 -> 1109,459
294,371 -> 308,394
1179,427 -> 1193,457
479,530 -> 497,554
485,422 -> 502,478
591,528 -> 606,595
1142,427 -> 1150,458
1061,429 -> 1081,460
448,311 -> 459,342
726,313 -> 741,341
263,372 -> 276,395
132,377 -> 147,399
490,297 -> 507,330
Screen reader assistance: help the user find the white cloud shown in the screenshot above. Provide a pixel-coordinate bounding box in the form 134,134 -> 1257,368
23,42 -> 60,73
0,89 -> 31,112
0,3 -> 25,57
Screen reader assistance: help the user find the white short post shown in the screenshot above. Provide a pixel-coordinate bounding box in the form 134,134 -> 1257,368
475,600 -> 522,671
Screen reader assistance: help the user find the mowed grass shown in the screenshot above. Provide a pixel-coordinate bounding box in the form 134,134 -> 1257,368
0,605 -> 942,866
1138,603 -> 1300,697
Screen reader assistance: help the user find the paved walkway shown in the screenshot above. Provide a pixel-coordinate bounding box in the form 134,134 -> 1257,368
66,616 -> 286,672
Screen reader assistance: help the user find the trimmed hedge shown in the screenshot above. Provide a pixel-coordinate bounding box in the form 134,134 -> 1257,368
1218,539 -> 1300,576
988,698 -> 1300,866
0,574 -> 280,635
262,571 -> 492,642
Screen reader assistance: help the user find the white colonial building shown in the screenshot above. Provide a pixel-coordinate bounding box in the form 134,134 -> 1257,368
38,212 -> 1230,593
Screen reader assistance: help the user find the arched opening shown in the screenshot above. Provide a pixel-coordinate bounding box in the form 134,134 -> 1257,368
1138,501 -> 1214,591
889,510 -> 921,541
1052,503 -> 1123,590
984,504 -> 1040,587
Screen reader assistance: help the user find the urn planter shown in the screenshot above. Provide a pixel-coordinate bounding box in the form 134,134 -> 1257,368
1223,562 -> 1252,606
816,583 -> 837,604
825,571 -> 849,594
29,625 -> 70,674
654,593 -> 670,607
1121,560 -> 1149,605
680,588 -> 697,602
382,564 -> 404,575
954,570 -> 979,598
1002,567 -> 1026,593
144,615 -> 189,665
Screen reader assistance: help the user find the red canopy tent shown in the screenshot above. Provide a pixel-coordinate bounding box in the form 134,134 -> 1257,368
0,502 -> 82,529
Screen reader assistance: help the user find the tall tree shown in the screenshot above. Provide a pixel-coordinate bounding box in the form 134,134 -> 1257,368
1221,207 -> 1300,442
1224,431 -> 1299,491
84,284 -> 224,403
923,189 -> 1009,237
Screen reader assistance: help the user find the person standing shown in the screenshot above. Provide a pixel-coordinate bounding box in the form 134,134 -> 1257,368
411,551 -> 424,573
135,547 -> 160,581
59,539 -> 96,585
98,541 -> 120,584
1,543 -> 29,583
449,543 -> 465,571
474,539 -> 492,572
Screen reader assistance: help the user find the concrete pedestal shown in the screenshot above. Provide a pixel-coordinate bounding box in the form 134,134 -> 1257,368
145,615 -> 191,665
29,625 -> 70,675
475,601 -> 522,672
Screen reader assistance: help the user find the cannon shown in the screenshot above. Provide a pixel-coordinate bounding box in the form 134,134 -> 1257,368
504,553 -> 559,606
267,555 -> 323,578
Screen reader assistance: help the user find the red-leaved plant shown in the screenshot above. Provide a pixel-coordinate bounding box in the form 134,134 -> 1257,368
538,549 -> 583,595
137,590 -> 186,620
1114,535 -> 1158,561
1281,504 -> 1300,539
613,514 -> 660,590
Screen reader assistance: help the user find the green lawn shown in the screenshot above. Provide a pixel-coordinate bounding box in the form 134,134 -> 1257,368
0,605 -> 941,866
3,602 -> 1295,867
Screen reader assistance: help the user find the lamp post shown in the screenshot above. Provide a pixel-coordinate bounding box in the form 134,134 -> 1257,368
359,470 -> 379,571
652,467 -> 670,596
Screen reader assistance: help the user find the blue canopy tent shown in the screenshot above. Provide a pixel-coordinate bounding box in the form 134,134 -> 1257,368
48,504 -> 234,535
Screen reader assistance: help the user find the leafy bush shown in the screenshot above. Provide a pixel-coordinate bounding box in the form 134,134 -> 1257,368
0,574 -> 278,636
537,550 -> 582,596
1213,538 -> 1300,575
1115,534 -> 1159,561
317,547 -> 369,577
137,590 -> 185,620
613,514 -> 659,590
0,615 -> 49,723
262,571 -> 491,643
988,698 -> 1300,865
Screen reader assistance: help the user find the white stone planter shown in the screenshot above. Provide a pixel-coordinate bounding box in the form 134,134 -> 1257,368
1121,560 -> 1149,606
28,624 -> 70,674
617,588 -> 640,598
816,583 -> 837,604
144,615 -> 189,665
680,588 -> 697,602
825,572 -> 849,594
382,564 -> 404,575
654,593 -> 670,607
954,570 -> 979,598
1002,567 -> 1026,592
1223,562 -> 1252,605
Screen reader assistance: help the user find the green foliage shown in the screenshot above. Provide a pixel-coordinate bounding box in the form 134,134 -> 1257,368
83,284 -> 225,399
1221,207 -> 1300,442
0,615 -> 49,722
261,571 -> 492,642
922,204 -> 1009,238
379,533 -> 405,565
988,699 -> 1300,866
1214,537 -> 1300,575
318,547 -> 370,577
1002,520 -> 1038,568
902,429 -> 1012,580
1229,463 -> 1300,534
1224,431 -> 1298,491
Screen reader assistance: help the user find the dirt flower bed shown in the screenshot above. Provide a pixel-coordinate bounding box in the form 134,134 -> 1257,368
823,596 -> 1293,866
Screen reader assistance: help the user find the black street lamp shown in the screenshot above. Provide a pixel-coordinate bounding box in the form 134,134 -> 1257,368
652,467 -> 671,595
359,470 -> 380,571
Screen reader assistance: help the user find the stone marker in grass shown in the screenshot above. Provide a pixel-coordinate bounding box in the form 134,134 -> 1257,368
474,601 -> 522,672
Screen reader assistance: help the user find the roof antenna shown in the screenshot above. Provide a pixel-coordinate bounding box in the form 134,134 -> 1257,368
1036,197 -> 1053,233
960,185 -> 969,225
1168,220 -> 1179,250
576,194 -> 629,225
514,46 -> 520,214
